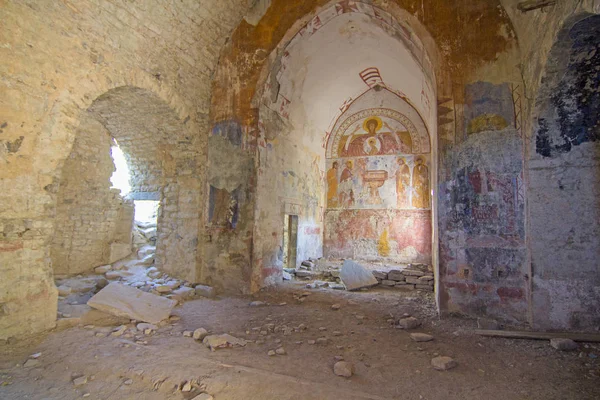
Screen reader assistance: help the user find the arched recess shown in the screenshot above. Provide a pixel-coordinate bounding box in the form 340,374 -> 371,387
324,88 -> 432,264
528,13 -> 600,331
253,1 -> 438,288
50,85 -> 205,282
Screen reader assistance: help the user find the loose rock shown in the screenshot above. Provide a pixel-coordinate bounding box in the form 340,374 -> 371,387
431,356 -> 457,371
73,376 -> 88,386
333,361 -> 354,377
397,317 -> 420,329
410,333 -> 434,342
550,338 -> 578,351
193,328 -> 209,341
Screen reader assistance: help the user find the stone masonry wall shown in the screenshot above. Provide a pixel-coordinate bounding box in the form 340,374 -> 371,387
0,0 -> 248,340
51,115 -> 133,277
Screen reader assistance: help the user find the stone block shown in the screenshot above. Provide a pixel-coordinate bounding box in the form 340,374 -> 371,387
109,242 -> 131,264
380,280 -> 396,286
402,269 -> 425,277
372,270 -> 388,280
87,282 -> 176,324
387,270 -> 405,281
415,284 -> 434,291
339,260 -> 379,291
195,284 -> 216,298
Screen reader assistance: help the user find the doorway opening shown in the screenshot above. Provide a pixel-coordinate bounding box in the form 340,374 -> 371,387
282,214 -> 299,269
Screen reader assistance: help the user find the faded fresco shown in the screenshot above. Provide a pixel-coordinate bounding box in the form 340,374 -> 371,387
325,110 -> 431,262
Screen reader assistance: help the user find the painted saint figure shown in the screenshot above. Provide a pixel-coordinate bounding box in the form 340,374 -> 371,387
395,157 -> 411,208
326,161 -> 339,208
412,157 -> 430,209
338,160 -> 354,208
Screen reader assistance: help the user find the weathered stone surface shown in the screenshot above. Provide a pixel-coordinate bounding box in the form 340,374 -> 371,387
397,317 -> 420,329
339,260 -> 378,291
380,280 -> 396,286
550,338 -> 578,351
387,270 -> 405,281
431,356 -> 457,371
402,269 -> 425,277
193,328 -> 209,340
87,282 -> 176,324
410,333 -> 434,342
195,285 -> 216,298
191,394 -> 214,400
202,334 -> 247,351
109,242 -> 132,264
57,285 -> 71,296
172,286 -> 195,299
372,271 -> 388,280
94,265 -> 112,274
415,284 -> 434,291
333,361 -> 354,377
73,376 -> 88,386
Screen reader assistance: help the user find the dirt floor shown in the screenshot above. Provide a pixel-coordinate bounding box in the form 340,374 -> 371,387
1,282 -> 599,400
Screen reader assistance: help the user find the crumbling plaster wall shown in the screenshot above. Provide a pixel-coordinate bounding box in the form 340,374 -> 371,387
51,115 -> 133,276
0,0 -> 248,340
500,1 -> 599,330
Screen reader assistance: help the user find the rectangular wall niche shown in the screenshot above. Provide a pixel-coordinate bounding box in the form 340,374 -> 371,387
283,214 -> 298,269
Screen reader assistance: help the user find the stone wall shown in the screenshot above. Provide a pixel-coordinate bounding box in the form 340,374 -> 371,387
0,0 -> 248,340
528,14 -> 600,330
51,115 -> 133,276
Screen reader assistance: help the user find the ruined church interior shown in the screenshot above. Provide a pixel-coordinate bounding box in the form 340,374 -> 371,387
1,0 -> 599,399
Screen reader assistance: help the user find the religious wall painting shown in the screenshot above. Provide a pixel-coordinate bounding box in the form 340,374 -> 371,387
325,155 -> 430,210
337,115 -> 413,157
411,156 -> 430,209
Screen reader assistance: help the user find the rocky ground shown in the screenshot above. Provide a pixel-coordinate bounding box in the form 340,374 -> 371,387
1,281 -> 599,400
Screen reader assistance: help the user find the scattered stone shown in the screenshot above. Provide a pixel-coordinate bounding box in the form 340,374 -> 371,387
94,265 -> 111,274
193,328 -> 209,341
550,338 -> 578,351
339,260 -> 379,291
172,286 -> 195,300
191,394 -> 214,400
155,285 -> 172,294
57,285 -> 71,296
203,334 -> 247,351
267,350 -> 276,356
431,356 -> 457,371
316,337 -> 328,345
308,340 -> 316,345
410,333 -> 434,342
23,359 -> 40,368
87,282 -> 176,324
275,347 -> 286,355
249,301 -> 266,307
29,352 -> 42,359
181,381 -> 192,392
137,323 -> 158,332
282,271 -> 292,280
397,317 -> 420,330
111,325 -> 128,337
333,331 -> 343,336
73,376 -> 88,387
334,355 -> 344,362
195,284 -> 216,298
331,304 -> 341,310
183,331 -> 193,337
333,361 -> 354,378
124,379 -> 133,385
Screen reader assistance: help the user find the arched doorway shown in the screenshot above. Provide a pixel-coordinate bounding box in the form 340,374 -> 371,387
252,2 -> 438,293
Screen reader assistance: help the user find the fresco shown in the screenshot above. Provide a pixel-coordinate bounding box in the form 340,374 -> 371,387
464,82 -> 515,135
325,111 -> 432,262
326,154 -> 430,210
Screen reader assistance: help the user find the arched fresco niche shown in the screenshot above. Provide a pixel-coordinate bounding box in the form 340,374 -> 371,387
251,1 -> 437,286
324,88 -> 432,263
